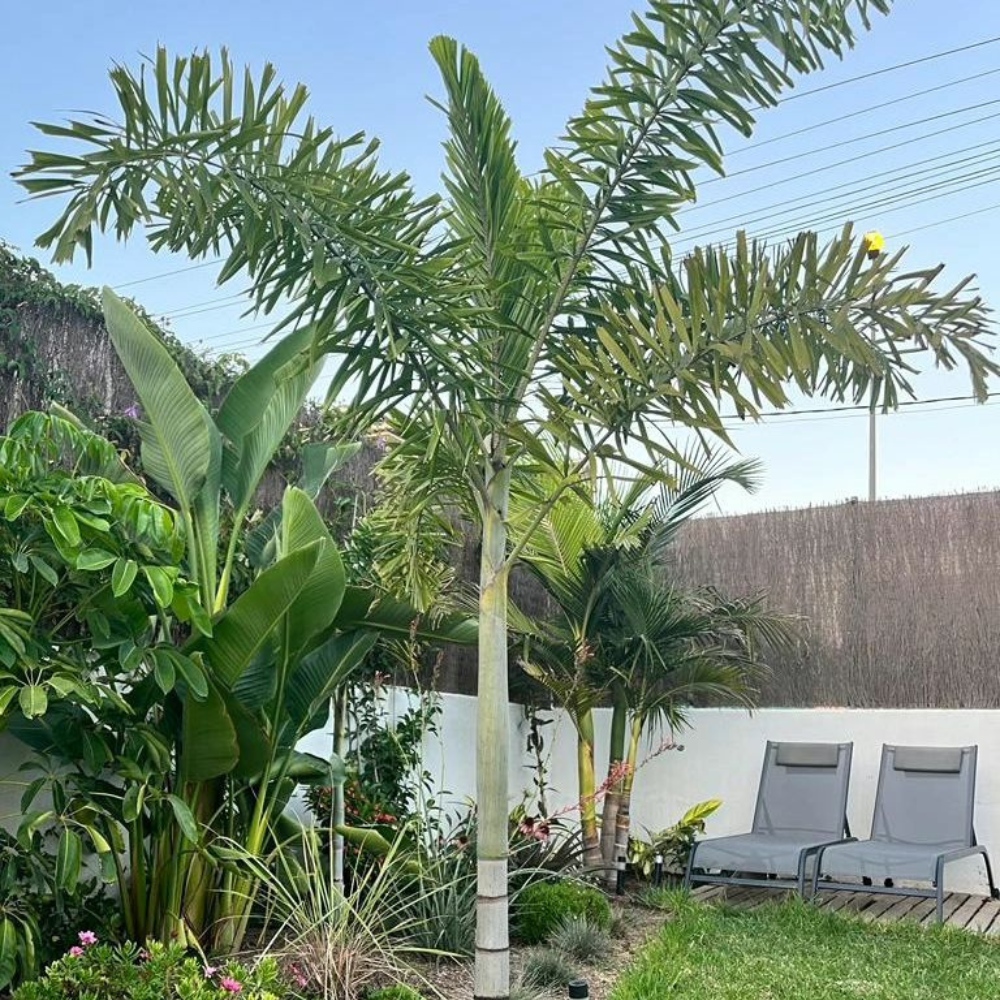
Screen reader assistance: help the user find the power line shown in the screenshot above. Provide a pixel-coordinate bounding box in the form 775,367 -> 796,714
701,98 -> 1000,187
732,66 -> 1000,159
890,201 -> 1000,239
677,143 -> 1000,246
113,260 -> 219,289
673,169 -> 1000,259
720,393 -> 1000,427
759,34 -> 1000,109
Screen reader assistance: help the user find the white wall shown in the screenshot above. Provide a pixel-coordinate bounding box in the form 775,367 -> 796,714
303,696 -> 1000,894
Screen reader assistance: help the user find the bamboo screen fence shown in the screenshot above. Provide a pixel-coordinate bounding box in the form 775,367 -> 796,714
669,492 -> 1000,707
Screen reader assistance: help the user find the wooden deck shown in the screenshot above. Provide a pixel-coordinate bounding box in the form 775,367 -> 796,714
690,884 -> 1000,933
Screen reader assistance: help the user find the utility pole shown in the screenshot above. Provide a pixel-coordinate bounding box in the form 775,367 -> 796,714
862,230 -> 885,503
868,408 -> 876,502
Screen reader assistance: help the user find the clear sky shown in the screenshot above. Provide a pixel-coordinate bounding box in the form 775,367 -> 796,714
1,0 -> 999,515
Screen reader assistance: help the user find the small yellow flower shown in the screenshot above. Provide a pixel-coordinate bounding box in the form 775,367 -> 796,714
862,230 -> 885,259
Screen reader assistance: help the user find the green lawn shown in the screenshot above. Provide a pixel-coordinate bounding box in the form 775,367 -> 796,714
613,897 -> 1000,1000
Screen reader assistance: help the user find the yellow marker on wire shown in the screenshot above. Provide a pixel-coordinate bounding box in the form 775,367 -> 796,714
862,230 -> 885,259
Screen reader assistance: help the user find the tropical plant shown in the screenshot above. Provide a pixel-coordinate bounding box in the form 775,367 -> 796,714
628,799 -> 723,880
511,454 -> 783,877
17,3 -> 1000,991
0,300 -> 475,954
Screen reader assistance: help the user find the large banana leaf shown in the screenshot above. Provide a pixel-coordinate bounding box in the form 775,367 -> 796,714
280,488 -> 346,656
285,630 -> 377,733
180,682 -> 239,782
195,542 -> 321,688
218,327 -> 322,513
101,289 -> 212,517
331,592 -> 478,646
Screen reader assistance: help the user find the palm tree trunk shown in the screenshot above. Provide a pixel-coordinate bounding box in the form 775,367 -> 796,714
576,708 -> 602,869
475,457 -> 511,1000
613,714 -> 644,885
600,684 -> 627,884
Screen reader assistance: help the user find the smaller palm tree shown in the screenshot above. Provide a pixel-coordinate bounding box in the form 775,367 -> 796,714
600,568 -> 797,880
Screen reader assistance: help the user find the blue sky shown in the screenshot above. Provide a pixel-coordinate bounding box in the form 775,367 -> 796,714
1,0 -> 999,514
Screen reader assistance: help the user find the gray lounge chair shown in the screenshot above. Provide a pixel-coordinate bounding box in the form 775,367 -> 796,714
685,741 -> 853,896
811,744 -> 998,922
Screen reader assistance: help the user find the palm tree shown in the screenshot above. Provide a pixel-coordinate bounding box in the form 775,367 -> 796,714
16,4 -> 997,993
601,571 -> 797,881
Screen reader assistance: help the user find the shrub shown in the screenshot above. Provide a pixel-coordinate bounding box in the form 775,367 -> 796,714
547,914 -> 612,963
367,987 -> 423,1000
518,948 -> 580,991
514,880 -> 612,945
12,939 -> 289,1000
629,799 -> 723,878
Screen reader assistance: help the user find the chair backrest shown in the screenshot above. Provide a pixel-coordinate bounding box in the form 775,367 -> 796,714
750,741 -> 852,840
870,744 -> 977,848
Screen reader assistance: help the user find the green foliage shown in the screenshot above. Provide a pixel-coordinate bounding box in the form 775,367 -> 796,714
11,939 -> 290,1000
517,948 -> 580,991
630,800 -> 723,879
237,829 -> 442,999
547,914 -> 613,964
514,881 -> 612,946
366,987 -> 423,1000
613,898 -> 1000,1000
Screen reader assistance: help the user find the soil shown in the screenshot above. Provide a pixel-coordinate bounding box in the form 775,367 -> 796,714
413,895 -> 668,1000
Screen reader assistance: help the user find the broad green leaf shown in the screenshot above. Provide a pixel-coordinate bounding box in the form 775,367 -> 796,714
195,542 -> 321,689
0,918 -> 17,990
172,650 -> 209,701
29,555 -> 59,587
111,557 -> 138,596
218,326 -> 320,513
50,506 -> 80,546
281,750 -> 345,785
285,631 -> 376,732
280,488 -> 346,652
101,288 -> 212,514
0,688 -> 17,716
143,566 -> 175,607
55,828 -> 82,893
152,649 -> 176,694
122,784 -> 146,822
180,683 -> 239,782
166,794 -> 200,844
76,548 -> 117,571
18,686 -> 47,720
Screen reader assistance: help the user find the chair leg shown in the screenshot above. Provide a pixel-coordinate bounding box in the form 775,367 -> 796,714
684,845 -> 697,890
982,849 -> 1000,900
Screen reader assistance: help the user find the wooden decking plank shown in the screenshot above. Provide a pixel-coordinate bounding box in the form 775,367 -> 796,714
906,898 -> 938,924
874,894 -> 925,923
947,894 -> 987,930
839,891 -> 879,915
967,899 -> 1000,933
820,890 -> 863,913
859,893 -> 904,921
691,885 -> 727,902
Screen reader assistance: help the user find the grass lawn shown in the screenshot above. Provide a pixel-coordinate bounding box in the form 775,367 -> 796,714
612,896 -> 1000,1000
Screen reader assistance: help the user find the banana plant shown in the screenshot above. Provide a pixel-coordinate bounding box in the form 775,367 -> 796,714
4,293 -> 475,952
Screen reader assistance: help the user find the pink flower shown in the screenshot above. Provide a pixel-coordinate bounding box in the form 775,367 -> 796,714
68,946 -> 84,958
204,965 -> 219,978
78,931 -> 98,947
220,977 -> 243,993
